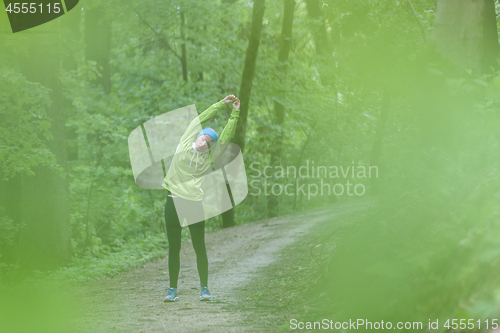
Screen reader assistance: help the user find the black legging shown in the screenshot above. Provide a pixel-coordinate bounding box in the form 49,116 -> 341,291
164,192 -> 208,288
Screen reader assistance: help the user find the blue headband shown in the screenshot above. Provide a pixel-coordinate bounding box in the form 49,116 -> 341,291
198,128 -> 218,142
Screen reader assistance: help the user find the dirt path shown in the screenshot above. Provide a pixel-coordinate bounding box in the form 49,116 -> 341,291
70,199 -> 371,333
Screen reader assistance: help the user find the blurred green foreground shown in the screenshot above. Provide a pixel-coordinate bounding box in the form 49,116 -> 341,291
1,0 -> 500,332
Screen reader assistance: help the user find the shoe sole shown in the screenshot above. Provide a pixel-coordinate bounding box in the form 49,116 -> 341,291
200,296 -> 211,301
164,297 -> 179,302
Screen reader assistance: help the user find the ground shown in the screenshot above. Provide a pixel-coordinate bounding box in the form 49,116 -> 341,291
69,199 -> 371,333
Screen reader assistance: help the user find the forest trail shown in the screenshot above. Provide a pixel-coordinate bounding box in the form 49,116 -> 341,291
70,199 -> 372,333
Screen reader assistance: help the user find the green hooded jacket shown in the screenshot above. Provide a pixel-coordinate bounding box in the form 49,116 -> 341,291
162,100 -> 240,201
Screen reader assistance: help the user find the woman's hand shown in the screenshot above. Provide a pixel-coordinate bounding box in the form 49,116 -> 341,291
222,94 -> 236,103
222,95 -> 240,110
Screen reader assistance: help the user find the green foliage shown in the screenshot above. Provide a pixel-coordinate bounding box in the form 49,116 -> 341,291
0,207 -> 22,259
0,69 -> 59,179
46,235 -> 168,283
306,10 -> 500,328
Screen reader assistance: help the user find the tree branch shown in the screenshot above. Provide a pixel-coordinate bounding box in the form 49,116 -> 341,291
132,7 -> 182,60
407,0 -> 426,41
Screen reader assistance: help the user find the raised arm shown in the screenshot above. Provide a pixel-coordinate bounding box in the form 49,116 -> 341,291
218,96 -> 241,143
209,96 -> 241,167
179,95 -> 240,150
179,100 -> 226,147
199,100 -> 226,127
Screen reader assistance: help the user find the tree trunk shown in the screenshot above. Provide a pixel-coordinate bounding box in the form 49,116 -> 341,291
305,0 -> 335,87
222,0 -> 266,228
18,31 -> 71,271
62,10 -> 81,162
267,0 -> 295,218
85,6 -> 111,93
293,122 -> 317,211
432,0 -> 499,76
480,0 -> 500,73
180,10 -> 189,83
232,0 -> 266,153
84,6 -> 112,252
188,22 -> 206,83
416,0 -> 499,148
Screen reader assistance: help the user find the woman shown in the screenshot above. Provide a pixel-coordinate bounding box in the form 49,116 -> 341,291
162,94 -> 240,302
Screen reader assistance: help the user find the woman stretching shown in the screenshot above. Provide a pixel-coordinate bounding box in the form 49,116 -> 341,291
162,94 -> 240,302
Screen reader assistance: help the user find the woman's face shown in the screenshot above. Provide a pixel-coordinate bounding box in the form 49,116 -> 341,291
195,134 -> 213,152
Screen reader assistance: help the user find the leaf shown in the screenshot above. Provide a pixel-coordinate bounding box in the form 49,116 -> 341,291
39,120 -> 51,131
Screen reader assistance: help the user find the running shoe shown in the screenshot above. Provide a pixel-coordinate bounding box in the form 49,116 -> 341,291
200,284 -> 212,301
164,288 -> 179,302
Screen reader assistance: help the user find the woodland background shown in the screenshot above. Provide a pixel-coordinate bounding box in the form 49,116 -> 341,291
1,0 -> 500,325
